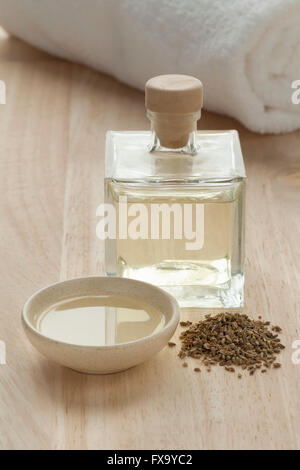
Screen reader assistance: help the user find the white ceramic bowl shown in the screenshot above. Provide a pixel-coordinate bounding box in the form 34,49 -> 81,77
22,276 -> 180,374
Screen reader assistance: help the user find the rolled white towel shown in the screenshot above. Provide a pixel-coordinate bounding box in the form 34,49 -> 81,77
0,0 -> 299,133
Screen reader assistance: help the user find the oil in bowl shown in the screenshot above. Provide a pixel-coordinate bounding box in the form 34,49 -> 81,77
36,294 -> 166,346
22,276 -> 179,374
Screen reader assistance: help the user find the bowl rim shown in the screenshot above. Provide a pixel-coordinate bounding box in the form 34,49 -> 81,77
21,276 -> 180,351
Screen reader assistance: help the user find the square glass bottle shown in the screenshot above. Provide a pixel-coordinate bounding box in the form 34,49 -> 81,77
104,75 -> 246,308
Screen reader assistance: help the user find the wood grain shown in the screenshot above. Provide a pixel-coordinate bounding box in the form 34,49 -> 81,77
0,32 -> 300,450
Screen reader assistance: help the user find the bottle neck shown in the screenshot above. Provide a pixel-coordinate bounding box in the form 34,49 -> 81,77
147,110 -> 200,154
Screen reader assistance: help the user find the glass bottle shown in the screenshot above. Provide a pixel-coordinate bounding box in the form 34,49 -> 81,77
103,75 -> 246,308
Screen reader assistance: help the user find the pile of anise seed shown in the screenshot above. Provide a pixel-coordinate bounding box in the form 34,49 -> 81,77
168,312 -> 285,377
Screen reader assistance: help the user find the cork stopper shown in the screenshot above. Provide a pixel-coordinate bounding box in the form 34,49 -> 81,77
145,75 -> 203,148
146,75 -> 203,114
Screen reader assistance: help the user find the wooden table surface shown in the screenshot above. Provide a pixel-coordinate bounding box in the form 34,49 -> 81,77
1,30 -> 300,450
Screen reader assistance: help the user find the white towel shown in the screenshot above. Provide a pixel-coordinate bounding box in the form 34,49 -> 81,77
0,0 -> 299,133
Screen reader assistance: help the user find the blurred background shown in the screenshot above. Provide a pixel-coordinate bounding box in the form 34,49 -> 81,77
0,0 -> 299,133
